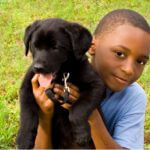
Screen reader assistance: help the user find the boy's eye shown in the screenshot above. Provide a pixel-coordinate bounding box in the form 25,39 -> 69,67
137,59 -> 146,65
115,51 -> 125,58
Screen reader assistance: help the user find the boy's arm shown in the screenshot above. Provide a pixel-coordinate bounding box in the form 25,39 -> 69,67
89,109 -> 124,149
34,116 -> 53,149
52,83 -> 124,149
32,74 -> 54,149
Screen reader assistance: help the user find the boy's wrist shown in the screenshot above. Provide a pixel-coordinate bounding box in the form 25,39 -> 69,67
39,112 -> 53,125
39,117 -> 52,132
88,109 -> 101,125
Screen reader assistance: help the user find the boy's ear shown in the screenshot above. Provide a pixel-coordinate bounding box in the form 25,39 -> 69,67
63,23 -> 92,60
24,20 -> 41,56
88,37 -> 96,56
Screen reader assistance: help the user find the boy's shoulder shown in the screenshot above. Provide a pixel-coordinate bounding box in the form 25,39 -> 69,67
113,82 -> 147,116
106,82 -> 146,98
108,83 -> 147,149
105,82 -> 146,103
101,82 -> 147,140
120,82 -> 147,105
124,82 -> 146,96
102,82 -> 147,118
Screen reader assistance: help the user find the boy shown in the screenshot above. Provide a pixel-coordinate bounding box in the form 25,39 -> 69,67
32,9 -> 150,149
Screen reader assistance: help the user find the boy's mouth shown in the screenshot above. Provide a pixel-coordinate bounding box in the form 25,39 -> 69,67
113,75 -> 129,85
38,73 -> 56,88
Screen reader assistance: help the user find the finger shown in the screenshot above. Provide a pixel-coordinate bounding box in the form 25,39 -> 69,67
37,90 -> 51,105
68,94 -> 78,103
61,103 -> 72,110
54,83 -> 79,92
54,84 -> 64,91
45,83 -> 54,90
57,99 -> 64,104
32,74 -> 40,90
38,86 -> 45,95
68,83 -> 79,92
39,94 -> 54,112
53,87 -> 80,102
53,87 -> 64,97
34,86 -> 45,101
69,88 -> 80,99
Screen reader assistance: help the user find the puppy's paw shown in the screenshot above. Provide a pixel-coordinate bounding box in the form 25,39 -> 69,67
45,89 -> 59,104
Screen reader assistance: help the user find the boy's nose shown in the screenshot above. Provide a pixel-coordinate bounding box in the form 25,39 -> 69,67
121,60 -> 134,76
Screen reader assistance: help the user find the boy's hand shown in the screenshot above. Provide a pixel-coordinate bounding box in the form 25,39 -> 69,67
53,83 -> 80,109
32,74 -> 54,120
32,74 -> 80,115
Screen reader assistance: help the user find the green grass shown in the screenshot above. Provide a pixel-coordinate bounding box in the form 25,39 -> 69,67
0,0 -> 150,148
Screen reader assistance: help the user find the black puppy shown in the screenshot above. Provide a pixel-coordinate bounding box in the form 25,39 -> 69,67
16,18 -> 106,149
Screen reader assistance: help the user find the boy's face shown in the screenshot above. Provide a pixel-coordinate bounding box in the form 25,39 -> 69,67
89,25 -> 150,91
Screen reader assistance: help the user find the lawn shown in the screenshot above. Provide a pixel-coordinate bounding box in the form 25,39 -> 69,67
0,0 -> 150,148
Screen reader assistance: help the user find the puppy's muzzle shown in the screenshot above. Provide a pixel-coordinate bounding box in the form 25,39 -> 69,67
33,63 -> 45,73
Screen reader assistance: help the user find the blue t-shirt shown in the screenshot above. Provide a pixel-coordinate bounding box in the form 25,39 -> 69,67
100,82 -> 147,149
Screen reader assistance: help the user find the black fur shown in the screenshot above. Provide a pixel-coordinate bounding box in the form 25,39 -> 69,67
16,18 -> 106,149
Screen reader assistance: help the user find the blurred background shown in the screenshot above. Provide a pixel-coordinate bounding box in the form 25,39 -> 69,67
0,0 -> 150,148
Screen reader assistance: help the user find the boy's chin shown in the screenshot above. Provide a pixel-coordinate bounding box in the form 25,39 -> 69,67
107,84 -> 128,92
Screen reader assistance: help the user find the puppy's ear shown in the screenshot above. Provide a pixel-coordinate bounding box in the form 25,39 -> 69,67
64,23 -> 92,60
24,20 -> 40,56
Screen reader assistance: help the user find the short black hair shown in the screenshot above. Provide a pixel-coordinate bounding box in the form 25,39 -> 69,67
94,9 -> 150,37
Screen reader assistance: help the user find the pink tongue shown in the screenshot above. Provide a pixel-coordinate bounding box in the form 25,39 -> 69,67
38,74 -> 54,88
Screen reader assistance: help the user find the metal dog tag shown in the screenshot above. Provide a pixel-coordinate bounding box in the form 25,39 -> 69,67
63,73 -> 70,102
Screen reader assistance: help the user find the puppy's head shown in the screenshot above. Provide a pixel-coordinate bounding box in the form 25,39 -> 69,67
24,18 -> 92,76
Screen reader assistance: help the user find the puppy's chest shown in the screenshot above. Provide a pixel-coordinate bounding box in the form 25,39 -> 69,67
53,60 -> 90,90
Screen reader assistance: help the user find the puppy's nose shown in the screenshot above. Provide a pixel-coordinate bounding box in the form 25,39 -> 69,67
33,63 -> 44,73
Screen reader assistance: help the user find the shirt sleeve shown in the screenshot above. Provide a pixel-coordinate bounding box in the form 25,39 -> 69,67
112,93 -> 147,149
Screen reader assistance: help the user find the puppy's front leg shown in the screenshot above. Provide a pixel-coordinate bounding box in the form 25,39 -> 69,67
17,96 -> 39,149
17,69 -> 39,149
69,85 -> 105,147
